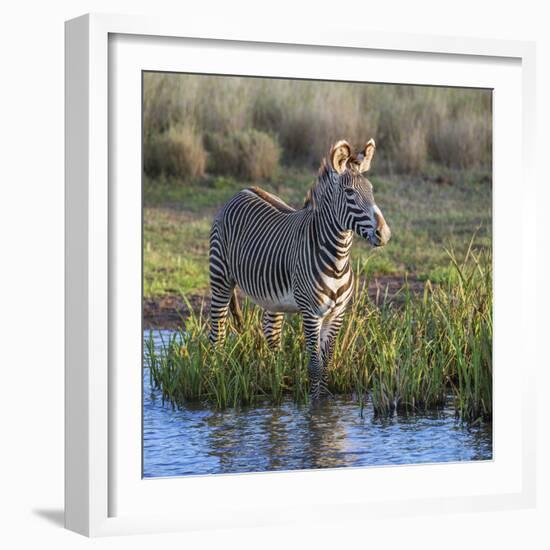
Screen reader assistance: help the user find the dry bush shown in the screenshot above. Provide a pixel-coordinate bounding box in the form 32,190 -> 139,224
252,93 -> 285,134
143,73 -> 253,136
429,114 -> 492,169
144,125 -> 206,180
249,80 -> 326,165
194,77 -> 253,134
274,82 -> 379,166
143,73 -> 492,177
374,88 -> 430,174
279,109 -> 323,166
425,88 -> 492,169
143,74 -> 202,135
206,129 -> 281,181
393,120 -> 429,174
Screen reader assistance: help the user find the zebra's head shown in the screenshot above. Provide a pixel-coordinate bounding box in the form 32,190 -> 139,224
329,139 -> 391,247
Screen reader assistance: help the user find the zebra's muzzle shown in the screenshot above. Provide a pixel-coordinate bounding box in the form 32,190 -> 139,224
372,207 -> 391,247
373,223 -> 391,247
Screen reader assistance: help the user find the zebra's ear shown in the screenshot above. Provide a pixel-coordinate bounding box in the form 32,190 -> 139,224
330,140 -> 352,174
357,139 -> 376,173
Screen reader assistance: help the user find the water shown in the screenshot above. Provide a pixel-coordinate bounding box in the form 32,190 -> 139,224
143,331 -> 492,478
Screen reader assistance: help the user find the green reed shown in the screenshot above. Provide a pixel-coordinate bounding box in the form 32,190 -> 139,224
146,245 -> 492,421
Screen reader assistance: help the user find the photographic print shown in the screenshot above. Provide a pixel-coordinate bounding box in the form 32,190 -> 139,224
142,73 -> 492,478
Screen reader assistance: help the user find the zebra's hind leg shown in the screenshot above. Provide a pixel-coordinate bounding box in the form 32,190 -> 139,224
262,311 -> 284,350
209,280 -> 235,347
302,312 -> 323,400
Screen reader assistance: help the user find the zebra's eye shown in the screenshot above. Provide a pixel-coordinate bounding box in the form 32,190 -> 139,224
344,188 -> 356,197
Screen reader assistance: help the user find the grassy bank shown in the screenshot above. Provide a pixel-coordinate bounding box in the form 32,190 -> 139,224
143,167 -> 491,297
146,244 -> 492,421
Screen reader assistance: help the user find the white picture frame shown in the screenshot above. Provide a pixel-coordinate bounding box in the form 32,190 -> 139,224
65,13 -> 537,537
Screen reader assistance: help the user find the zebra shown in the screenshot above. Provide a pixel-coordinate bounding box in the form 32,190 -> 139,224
208,139 -> 391,399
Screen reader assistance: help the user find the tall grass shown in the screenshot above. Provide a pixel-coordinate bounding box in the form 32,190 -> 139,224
143,73 -> 492,180
146,244 -> 492,421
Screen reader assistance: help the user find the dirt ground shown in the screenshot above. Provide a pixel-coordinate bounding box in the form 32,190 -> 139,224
143,275 -> 427,329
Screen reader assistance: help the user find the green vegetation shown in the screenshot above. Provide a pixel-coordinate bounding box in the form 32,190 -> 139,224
146,245 -> 492,421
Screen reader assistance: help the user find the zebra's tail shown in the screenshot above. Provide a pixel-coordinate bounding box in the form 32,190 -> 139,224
229,287 -> 244,332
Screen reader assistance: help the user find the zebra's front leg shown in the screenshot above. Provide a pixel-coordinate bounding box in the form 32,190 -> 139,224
209,281 -> 235,347
262,311 -> 284,350
319,311 -> 346,395
302,313 -> 323,400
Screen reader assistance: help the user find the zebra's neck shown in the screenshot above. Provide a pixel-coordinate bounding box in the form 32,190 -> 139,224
310,203 -> 354,274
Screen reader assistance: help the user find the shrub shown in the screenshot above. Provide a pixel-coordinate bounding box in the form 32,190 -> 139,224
252,94 -> 284,134
144,125 -> 206,180
429,115 -> 492,169
142,73 -> 493,177
394,120 -> 429,174
277,86 -> 379,167
278,109 -> 322,166
206,129 -> 281,181
373,89 -> 430,175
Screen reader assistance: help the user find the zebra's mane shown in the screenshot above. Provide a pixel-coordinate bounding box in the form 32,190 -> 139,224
247,186 -> 295,213
303,158 -> 333,210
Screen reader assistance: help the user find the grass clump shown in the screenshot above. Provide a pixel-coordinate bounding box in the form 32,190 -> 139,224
144,125 -> 206,179
145,244 -> 492,422
205,129 -> 281,180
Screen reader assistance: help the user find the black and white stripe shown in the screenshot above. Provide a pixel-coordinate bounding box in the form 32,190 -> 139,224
209,139 -> 391,398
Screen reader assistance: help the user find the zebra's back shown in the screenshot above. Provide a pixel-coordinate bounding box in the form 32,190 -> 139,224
211,188 -> 306,312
